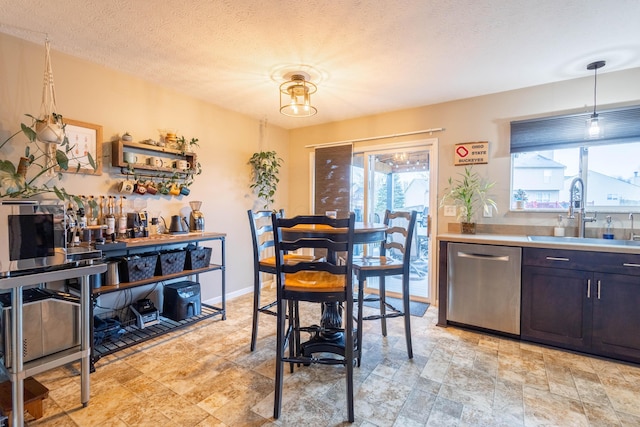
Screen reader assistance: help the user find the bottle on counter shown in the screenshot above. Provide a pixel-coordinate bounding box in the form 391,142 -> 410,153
603,215 -> 614,239
553,215 -> 565,237
105,196 -> 116,237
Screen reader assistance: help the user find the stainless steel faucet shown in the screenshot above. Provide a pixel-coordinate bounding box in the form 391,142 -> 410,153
567,177 -> 597,238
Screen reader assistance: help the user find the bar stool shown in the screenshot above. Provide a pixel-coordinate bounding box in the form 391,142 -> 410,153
353,210 -> 417,364
248,209 -> 315,351
272,213 -> 357,422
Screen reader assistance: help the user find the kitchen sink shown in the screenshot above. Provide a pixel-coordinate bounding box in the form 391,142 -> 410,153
527,235 -> 640,247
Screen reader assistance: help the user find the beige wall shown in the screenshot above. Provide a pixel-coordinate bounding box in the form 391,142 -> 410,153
288,67 -> 640,235
4,30 -> 640,302
0,33 -> 290,301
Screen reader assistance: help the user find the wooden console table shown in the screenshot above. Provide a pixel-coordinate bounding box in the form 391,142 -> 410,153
91,232 -> 226,366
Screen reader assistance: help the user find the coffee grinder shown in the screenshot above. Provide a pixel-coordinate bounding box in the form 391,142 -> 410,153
189,201 -> 205,232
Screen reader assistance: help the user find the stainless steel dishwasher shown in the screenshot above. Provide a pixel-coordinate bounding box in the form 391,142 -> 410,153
447,243 -> 522,335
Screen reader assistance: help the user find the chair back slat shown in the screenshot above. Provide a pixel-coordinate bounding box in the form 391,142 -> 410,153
381,210 -> 418,261
248,209 -> 284,266
272,213 -> 356,290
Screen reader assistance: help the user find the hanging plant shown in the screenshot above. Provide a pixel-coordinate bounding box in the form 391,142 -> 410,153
249,150 -> 283,209
0,114 -> 95,204
35,39 -> 65,145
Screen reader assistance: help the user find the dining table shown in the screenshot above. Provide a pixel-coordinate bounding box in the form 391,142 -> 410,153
280,221 -> 388,357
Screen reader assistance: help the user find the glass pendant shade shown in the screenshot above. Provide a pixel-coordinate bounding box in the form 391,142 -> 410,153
280,73 -> 317,117
585,60 -> 605,139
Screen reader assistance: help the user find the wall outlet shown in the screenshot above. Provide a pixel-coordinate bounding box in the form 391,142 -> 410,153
444,205 -> 456,217
483,205 -> 493,217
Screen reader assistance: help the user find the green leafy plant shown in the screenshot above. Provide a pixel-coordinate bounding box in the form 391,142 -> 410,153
249,150 -> 283,209
513,188 -> 528,201
440,166 -> 497,224
0,114 -> 97,206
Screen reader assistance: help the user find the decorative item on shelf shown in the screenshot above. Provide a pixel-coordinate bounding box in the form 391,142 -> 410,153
248,150 -> 283,209
440,165 -> 496,234
121,132 -> 132,142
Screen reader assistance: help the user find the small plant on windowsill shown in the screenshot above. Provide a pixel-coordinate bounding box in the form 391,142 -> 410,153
513,189 -> 528,210
249,150 -> 283,209
440,166 -> 497,234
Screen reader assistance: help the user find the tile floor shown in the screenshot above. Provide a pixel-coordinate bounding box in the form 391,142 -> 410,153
16,287 -> 640,426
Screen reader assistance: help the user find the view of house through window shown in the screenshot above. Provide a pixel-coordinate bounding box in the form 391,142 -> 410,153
511,141 -> 640,210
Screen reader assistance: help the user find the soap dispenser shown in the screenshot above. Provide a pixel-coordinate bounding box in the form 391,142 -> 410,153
603,215 -> 614,239
554,215 -> 565,237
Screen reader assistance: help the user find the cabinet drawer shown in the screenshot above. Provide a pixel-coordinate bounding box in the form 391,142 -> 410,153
523,247 -> 597,270
523,247 -> 640,275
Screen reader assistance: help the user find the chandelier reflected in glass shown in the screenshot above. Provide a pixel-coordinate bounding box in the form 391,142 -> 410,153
279,72 -> 317,117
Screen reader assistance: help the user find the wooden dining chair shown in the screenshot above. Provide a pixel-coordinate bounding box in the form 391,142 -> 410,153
353,210 -> 417,364
247,209 -> 316,351
272,213 -> 357,423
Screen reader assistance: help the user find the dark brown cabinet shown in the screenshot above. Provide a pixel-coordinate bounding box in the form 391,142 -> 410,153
521,265 -> 592,349
521,247 -> 640,364
592,272 -> 640,361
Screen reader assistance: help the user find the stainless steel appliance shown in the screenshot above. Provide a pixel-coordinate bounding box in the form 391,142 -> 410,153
0,288 -> 80,367
447,243 -> 522,335
0,200 -> 66,277
189,201 -> 204,232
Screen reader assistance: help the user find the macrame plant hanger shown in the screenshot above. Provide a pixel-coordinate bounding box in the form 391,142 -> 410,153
36,37 -> 65,175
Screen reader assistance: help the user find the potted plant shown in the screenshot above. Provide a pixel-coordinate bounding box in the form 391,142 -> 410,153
0,114 -> 97,206
513,188 -> 528,209
249,150 -> 283,209
440,166 -> 497,234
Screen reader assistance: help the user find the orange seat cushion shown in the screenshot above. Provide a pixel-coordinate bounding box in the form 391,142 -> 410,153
260,254 -> 316,268
284,271 -> 346,293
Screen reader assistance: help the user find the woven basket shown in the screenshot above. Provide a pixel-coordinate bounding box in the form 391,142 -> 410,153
185,247 -> 212,270
118,254 -> 157,283
155,250 -> 186,276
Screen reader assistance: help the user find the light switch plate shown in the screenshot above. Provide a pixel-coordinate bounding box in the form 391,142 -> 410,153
483,205 -> 493,217
444,205 -> 456,217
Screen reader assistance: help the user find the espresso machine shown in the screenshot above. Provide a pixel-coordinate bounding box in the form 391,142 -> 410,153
189,201 -> 205,232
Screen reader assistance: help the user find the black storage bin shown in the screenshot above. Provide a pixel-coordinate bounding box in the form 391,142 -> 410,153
119,254 -> 157,283
163,281 -> 201,321
155,250 -> 186,276
185,247 -> 212,270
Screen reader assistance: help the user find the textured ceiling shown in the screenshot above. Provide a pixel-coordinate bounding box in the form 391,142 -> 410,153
1,0 -> 640,130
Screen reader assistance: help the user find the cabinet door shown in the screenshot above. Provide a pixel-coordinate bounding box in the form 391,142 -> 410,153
521,266 -> 592,350
592,272 -> 640,363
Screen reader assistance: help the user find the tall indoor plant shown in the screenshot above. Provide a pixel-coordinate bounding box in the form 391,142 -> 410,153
249,150 -> 283,209
440,166 -> 496,234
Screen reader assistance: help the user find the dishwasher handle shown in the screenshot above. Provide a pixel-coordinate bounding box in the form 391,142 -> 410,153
456,251 -> 510,262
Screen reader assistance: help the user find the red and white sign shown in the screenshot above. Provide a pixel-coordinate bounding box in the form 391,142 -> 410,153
454,141 -> 489,166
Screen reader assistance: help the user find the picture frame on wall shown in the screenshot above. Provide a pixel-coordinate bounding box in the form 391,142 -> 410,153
60,118 -> 103,175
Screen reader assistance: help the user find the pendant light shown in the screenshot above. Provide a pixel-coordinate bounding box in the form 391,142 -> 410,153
279,72 -> 317,117
586,60 -> 605,139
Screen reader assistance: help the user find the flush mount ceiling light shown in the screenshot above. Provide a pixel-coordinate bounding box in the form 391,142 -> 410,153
279,71 -> 317,117
586,60 -> 606,139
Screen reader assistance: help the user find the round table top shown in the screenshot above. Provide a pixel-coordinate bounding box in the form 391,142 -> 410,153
282,222 -> 387,244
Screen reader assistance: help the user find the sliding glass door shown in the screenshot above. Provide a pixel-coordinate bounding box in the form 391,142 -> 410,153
351,145 -> 433,302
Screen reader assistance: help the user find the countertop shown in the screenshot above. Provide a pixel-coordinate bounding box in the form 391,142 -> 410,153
96,231 -> 225,251
437,233 -> 640,255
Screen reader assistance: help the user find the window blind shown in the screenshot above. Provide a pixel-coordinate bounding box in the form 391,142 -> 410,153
314,144 -> 353,217
510,105 -> 640,153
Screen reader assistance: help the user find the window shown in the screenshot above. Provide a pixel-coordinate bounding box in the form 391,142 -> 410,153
510,106 -> 640,211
